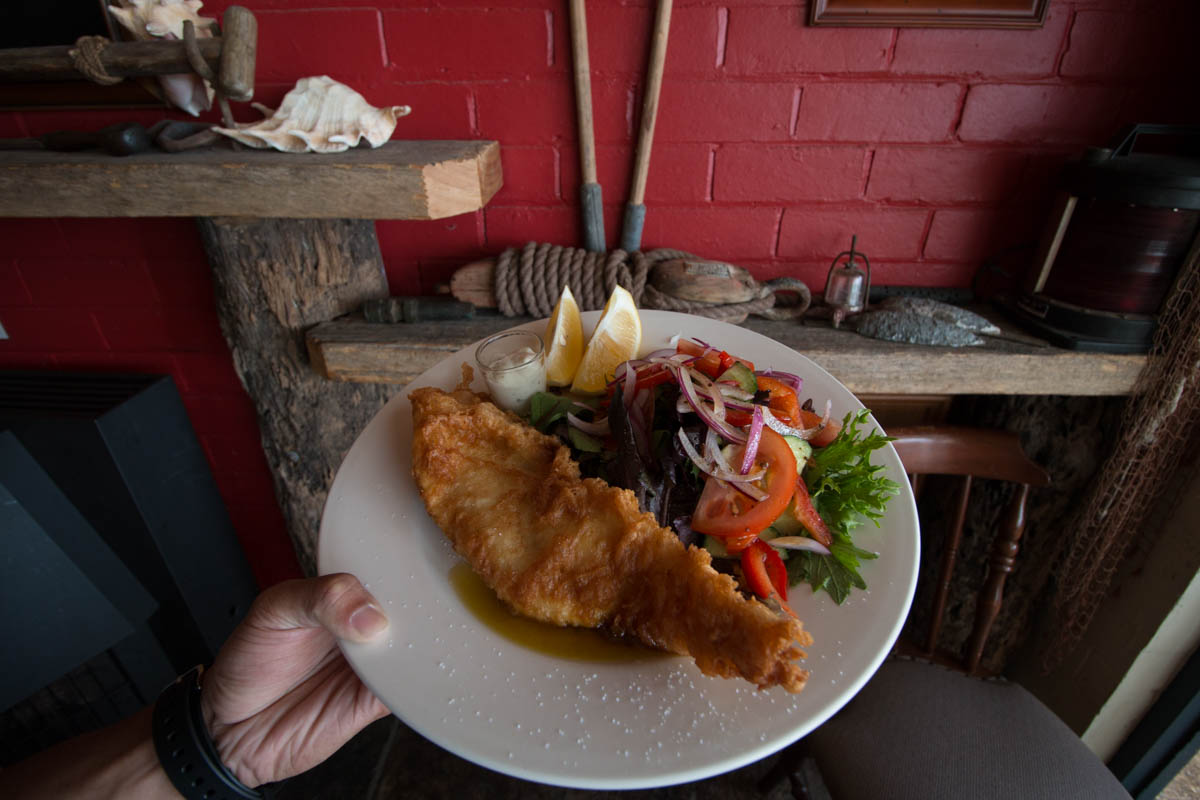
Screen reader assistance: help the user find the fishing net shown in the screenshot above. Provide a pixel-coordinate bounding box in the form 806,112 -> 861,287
1042,233 -> 1200,671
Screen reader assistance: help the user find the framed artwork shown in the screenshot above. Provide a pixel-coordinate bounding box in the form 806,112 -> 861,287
809,0 -> 1050,28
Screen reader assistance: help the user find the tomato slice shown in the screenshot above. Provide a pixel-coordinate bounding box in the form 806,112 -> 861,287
792,478 -> 833,548
691,428 -> 797,540
633,364 -> 675,391
795,408 -> 841,447
677,340 -> 754,378
742,538 -> 789,601
756,376 -> 801,425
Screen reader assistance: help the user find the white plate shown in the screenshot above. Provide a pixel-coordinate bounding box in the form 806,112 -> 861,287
318,309 -> 919,790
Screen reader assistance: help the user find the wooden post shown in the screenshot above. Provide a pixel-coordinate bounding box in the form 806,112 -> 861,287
196,216 -> 398,575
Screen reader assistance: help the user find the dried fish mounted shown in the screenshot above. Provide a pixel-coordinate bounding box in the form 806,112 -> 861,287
108,0 -> 215,116
214,76 -> 412,154
877,295 -> 1002,336
852,310 -> 985,347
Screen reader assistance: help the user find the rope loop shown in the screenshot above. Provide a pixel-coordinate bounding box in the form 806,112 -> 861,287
493,243 -> 792,324
69,36 -> 124,86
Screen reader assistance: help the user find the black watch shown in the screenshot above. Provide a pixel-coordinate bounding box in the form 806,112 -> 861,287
152,665 -> 264,800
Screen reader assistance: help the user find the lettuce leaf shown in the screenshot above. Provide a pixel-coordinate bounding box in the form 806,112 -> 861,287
786,409 -> 900,604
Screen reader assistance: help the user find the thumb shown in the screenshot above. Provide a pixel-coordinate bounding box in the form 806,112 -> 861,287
251,573 -> 390,643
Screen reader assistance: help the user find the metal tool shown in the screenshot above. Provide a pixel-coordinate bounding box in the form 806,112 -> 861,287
823,234 -> 872,328
569,0 -> 605,253
619,0 -> 673,253
0,122 -> 152,156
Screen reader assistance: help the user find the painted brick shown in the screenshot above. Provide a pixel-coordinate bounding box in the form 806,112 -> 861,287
18,108 -> 177,138
59,218 -> 203,260
93,306 -> 227,353
223,502 -> 301,588
714,145 -> 867,203
0,260 -> 31,305
180,391 -> 260,437
0,219 -> 69,259
22,258 -> 160,307
869,261 -> 979,288
778,208 -> 929,261
745,260 -> 835,293
0,308 -> 107,352
560,143 -> 712,208
924,207 -> 1041,262
144,255 -> 217,308
1060,10 -> 1168,80
891,7 -> 1069,78
492,147 -> 560,205
0,352 -> 55,370
724,7 -> 890,75
551,5 -> 720,76
98,351 -> 181,378
795,82 -> 962,143
382,258 -> 422,297
380,82 -> 475,140
376,212 -> 487,264
867,147 -> 1028,205
0,112 -> 26,138
485,205 -> 579,250
173,352 -> 244,394
383,8 -> 551,79
254,9 -> 385,86
475,78 -> 629,145
639,207 -> 780,260
959,84 -> 1122,145
654,80 -> 798,143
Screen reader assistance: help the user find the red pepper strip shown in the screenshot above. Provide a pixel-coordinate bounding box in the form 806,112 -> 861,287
742,538 -> 789,602
634,364 -> 675,391
792,479 -> 833,548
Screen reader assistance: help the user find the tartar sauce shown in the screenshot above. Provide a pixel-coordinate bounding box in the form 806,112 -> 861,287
475,331 -> 547,414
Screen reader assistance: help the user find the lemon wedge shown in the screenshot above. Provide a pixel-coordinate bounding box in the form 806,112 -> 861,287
544,284 -> 584,387
570,284 -> 642,395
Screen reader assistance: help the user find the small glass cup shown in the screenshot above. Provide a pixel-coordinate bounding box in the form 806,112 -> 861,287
474,330 -> 547,414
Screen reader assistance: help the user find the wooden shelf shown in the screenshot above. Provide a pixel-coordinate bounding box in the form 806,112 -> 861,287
305,311 -> 1148,396
0,139 -> 501,220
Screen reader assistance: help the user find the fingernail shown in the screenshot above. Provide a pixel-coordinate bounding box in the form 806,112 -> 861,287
348,603 -> 389,640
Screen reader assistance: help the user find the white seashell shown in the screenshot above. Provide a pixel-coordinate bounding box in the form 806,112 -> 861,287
108,0 -> 215,116
213,76 -> 412,154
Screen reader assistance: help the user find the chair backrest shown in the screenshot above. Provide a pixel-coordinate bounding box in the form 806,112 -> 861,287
889,425 -> 1051,675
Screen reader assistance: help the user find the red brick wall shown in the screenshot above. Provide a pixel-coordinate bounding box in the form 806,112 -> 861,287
1,0 -> 1195,586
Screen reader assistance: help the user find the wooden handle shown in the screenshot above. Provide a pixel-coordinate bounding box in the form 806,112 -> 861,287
218,5 -> 256,102
569,0 -> 597,185
628,0 -> 673,206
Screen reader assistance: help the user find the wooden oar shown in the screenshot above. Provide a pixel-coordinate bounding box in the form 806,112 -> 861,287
619,0 -> 673,253
569,0 -> 605,253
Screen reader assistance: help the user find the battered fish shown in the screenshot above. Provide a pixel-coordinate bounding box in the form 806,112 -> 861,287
410,383 -> 812,693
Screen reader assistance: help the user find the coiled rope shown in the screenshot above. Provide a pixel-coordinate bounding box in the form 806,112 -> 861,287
493,242 -> 808,324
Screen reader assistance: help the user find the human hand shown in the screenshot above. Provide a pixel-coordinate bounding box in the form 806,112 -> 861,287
199,573 -> 392,788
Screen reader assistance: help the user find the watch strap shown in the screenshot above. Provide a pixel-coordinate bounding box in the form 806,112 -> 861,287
152,665 -> 263,800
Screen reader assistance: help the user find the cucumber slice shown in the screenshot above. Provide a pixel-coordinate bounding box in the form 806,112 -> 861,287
716,362 -> 757,394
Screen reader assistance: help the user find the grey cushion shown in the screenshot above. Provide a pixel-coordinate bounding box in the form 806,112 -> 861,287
806,657 -> 1131,800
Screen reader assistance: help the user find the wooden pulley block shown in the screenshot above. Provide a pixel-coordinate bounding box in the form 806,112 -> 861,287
648,258 -> 760,304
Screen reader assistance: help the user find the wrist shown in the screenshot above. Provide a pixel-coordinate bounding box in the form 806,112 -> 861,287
153,666 -> 263,800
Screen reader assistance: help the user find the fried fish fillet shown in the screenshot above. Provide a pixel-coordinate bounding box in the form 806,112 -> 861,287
410,383 -> 812,693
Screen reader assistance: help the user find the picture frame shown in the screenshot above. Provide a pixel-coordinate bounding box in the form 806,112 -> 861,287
808,0 -> 1050,29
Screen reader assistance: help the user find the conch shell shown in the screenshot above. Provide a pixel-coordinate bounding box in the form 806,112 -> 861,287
108,0 -> 215,116
214,76 -> 411,154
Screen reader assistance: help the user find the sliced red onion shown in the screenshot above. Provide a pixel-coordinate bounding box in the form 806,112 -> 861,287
761,402 -> 830,441
676,429 -> 766,496
740,405 -> 764,474
676,365 -> 747,443
567,412 -> 609,435
756,370 -> 803,394
768,536 -> 832,555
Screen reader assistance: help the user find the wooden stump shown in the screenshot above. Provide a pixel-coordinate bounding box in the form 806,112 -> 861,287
197,216 -> 399,576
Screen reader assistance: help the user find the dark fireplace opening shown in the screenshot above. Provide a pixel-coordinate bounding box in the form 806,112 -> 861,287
0,372 -> 260,764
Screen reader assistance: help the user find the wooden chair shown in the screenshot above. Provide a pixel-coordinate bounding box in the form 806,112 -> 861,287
802,425 -> 1131,800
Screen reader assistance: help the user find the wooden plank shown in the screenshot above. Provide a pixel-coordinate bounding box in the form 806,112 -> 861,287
0,139 -> 501,219
305,314 -> 1148,396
